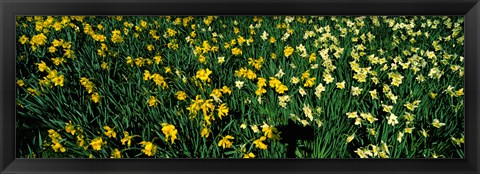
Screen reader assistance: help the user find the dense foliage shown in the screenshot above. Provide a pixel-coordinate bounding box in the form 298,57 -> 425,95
16,16 -> 464,158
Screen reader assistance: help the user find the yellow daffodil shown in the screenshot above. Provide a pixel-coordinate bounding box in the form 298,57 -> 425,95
101,62 -> 109,70
261,123 -> 281,140
253,136 -> 268,150
161,123 -> 178,144
218,135 -> 234,149
217,103 -> 229,120
220,86 -> 232,95
231,47 -> 242,56
421,128 -> 429,138
354,147 -> 368,158
91,92 -> 100,103
121,131 -> 137,147
90,137 -> 105,151
240,123 -> 247,129
346,112 -> 358,119
432,119 -> 446,128
336,81 -> 345,89
451,135 -> 464,146
52,75 -> 65,87
103,126 -> 117,138
65,120 -> 76,135
110,149 -> 122,158
251,125 -> 260,133
243,152 -> 255,158
51,57 -> 65,66
304,77 -> 316,87
139,141 -> 157,156
16,79 -> 25,87
284,46 -> 294,58
176,91 -> 188,101
18,35 -> 29,44
147,96 -> 158,107
196,68 -> 212,83
346,133 -> 355,144
36,61 -> 50,72
201,127 -> 211,138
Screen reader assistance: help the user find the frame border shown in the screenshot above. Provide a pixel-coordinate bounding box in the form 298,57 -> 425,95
1,0 -> 479,174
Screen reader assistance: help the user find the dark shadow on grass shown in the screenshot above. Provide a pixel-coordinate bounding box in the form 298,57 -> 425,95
278,119 -> 314,158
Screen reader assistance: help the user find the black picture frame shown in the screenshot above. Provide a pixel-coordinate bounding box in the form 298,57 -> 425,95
1,0 -> 479,174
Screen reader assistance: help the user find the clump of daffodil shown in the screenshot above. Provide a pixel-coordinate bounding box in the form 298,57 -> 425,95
254,77 -> 268,97
248,57 -> 265,70
360,112 -> 378,124
110,29 -> 124,43
35,61 -> 50,72
51,57 -> 66,66
80,77 -> 95,94
15,16 -> 465,159
387,72 -> 404,87
35,65 -> 65,88
186,95 -> 204,117
80,77 -> 100,103
29,33 -> 48,51
161,123 -> 178,144
304,77 -> 316,88
314,83 -> 326,98
235,67 -> 257,80
268,77 -> 288,94
444,85 -> 464,97
74,127 -> 88,149
64,120 -> 76,135
143,70 -> 168,88
48,129 -> 66,153
200,99 -> 216,124
346,111 -> 363,127
355,143 -> 390,158
278,95 -> 291,108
